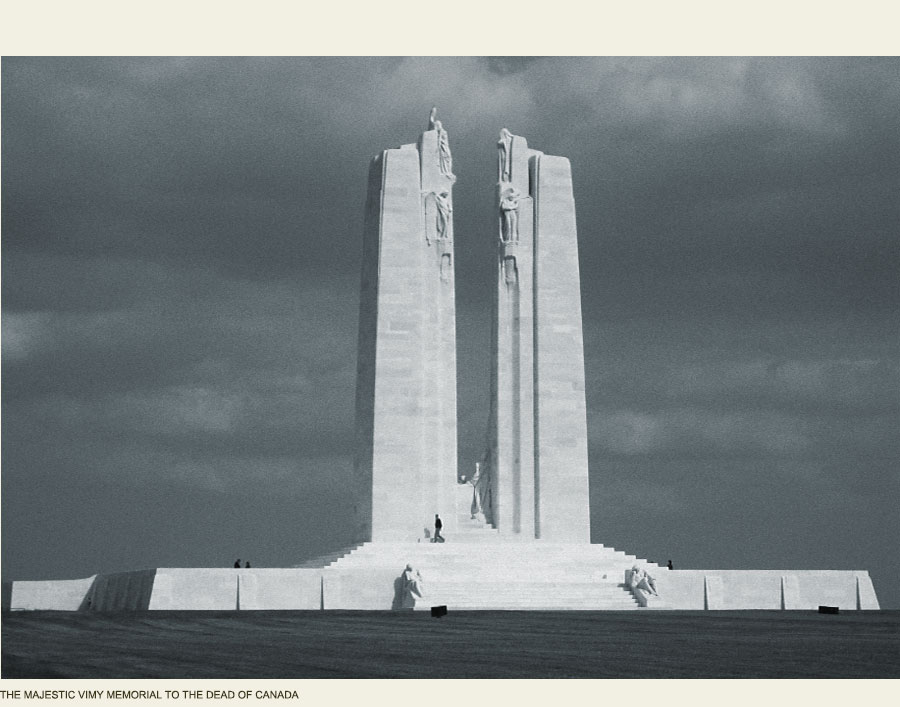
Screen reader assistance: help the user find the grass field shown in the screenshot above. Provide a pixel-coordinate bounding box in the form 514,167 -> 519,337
2,610 -> 898,679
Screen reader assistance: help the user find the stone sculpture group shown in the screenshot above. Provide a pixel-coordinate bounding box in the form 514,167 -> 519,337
400,564 -> 424,609
629,565 -> 659,603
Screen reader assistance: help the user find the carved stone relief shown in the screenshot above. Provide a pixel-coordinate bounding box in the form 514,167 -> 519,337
503,255 -> 518,286
440,253 -> 452,283
435,190 -> 453,241
498,128 -> 512,183
500,186 -> 521,243
432,119 -> 455,182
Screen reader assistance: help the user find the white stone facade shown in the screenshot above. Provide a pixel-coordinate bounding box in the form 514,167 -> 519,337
352,124 -> 458,543
485,133 -> 591,542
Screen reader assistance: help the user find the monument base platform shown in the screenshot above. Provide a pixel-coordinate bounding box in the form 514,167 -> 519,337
4,539 -> 880,611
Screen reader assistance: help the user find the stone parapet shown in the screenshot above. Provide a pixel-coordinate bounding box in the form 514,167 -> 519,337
4,553 -> 880,612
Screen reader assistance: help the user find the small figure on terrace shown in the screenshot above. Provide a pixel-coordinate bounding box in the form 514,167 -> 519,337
233,559 -> 241,568
500,186 -> 521,242
433,514 -> 444,543
667,559 -> 673,570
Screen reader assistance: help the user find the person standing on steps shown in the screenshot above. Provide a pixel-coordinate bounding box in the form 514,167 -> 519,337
667,560 -> 673,570
233,559 -> 241,568
433,514 -> 444,543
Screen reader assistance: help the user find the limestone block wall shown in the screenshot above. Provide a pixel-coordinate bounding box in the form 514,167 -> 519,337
3,563 -> 881,611
351,155 -> 384,542
353,128 -> 458,543
634,569 -> 881,610
147,569 -> 238,610
418,130 -> 458,540
84,569 -> 156,610
8,576 -> 96,611
532,154 -> 591,543
322,567 -> 404,610
487,136 -> 591,543
232,569 -> 322,610
491,135 -> 537,537
365,146 -> 427,542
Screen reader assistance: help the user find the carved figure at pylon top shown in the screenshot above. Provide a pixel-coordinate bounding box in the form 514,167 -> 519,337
433,119 -> 456,183
498,128 -> 513,183
428,106 -> 438,130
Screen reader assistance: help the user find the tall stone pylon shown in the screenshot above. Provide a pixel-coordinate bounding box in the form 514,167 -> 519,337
482,130 -> 591,542
352,111 -> 458,542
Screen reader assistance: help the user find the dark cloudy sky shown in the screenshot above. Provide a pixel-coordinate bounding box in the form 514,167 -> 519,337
3,57 -> 898,607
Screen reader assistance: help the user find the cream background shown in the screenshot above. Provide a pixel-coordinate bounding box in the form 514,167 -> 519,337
1,0 -> 897,701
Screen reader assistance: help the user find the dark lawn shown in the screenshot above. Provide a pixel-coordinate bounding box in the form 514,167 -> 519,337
2,610 -> 898,679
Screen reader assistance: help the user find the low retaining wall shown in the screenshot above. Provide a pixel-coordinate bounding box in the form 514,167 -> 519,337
9,576 -> 97,611
6,566 -> 880,611
626,569 -> 880,610
7,569 -> 324,611
323,568 -> 406,610
236,570 -> 322,610
147,569 -> 323,610
85,569 -> 156,610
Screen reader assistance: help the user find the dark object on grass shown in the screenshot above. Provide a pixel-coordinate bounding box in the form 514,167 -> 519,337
431,605 -> 447,618
818,605 -> 839,614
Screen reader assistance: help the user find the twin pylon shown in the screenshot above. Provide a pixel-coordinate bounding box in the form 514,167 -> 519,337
353,113 -> 590,544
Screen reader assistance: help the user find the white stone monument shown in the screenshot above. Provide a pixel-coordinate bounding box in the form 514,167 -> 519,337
481,130 -> 591,541
352,111 -> 458,542
5,113 -> 880,613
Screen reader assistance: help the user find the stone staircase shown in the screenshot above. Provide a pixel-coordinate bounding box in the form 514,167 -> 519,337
327,533 -> 664,610
293,543 -> 365,568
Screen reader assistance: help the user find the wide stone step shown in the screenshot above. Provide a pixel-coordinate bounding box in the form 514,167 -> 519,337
409,582 -> 630,591
334,560 -> 637,567
420,595 -> 639,603
406,577 -> 641,611
332,566 -> 655,579
414,600 -> 639,610
425,598 -> 634,605
333,560 -> 649,574
424,604 -> 635,609
324,543 -> 668,601
415,570 -> 632,577
353,551 -> 641,559
293,543 -> 364,568
338,546 -> 649,558
342,546 -> 637,554
408,571 -> 633,579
